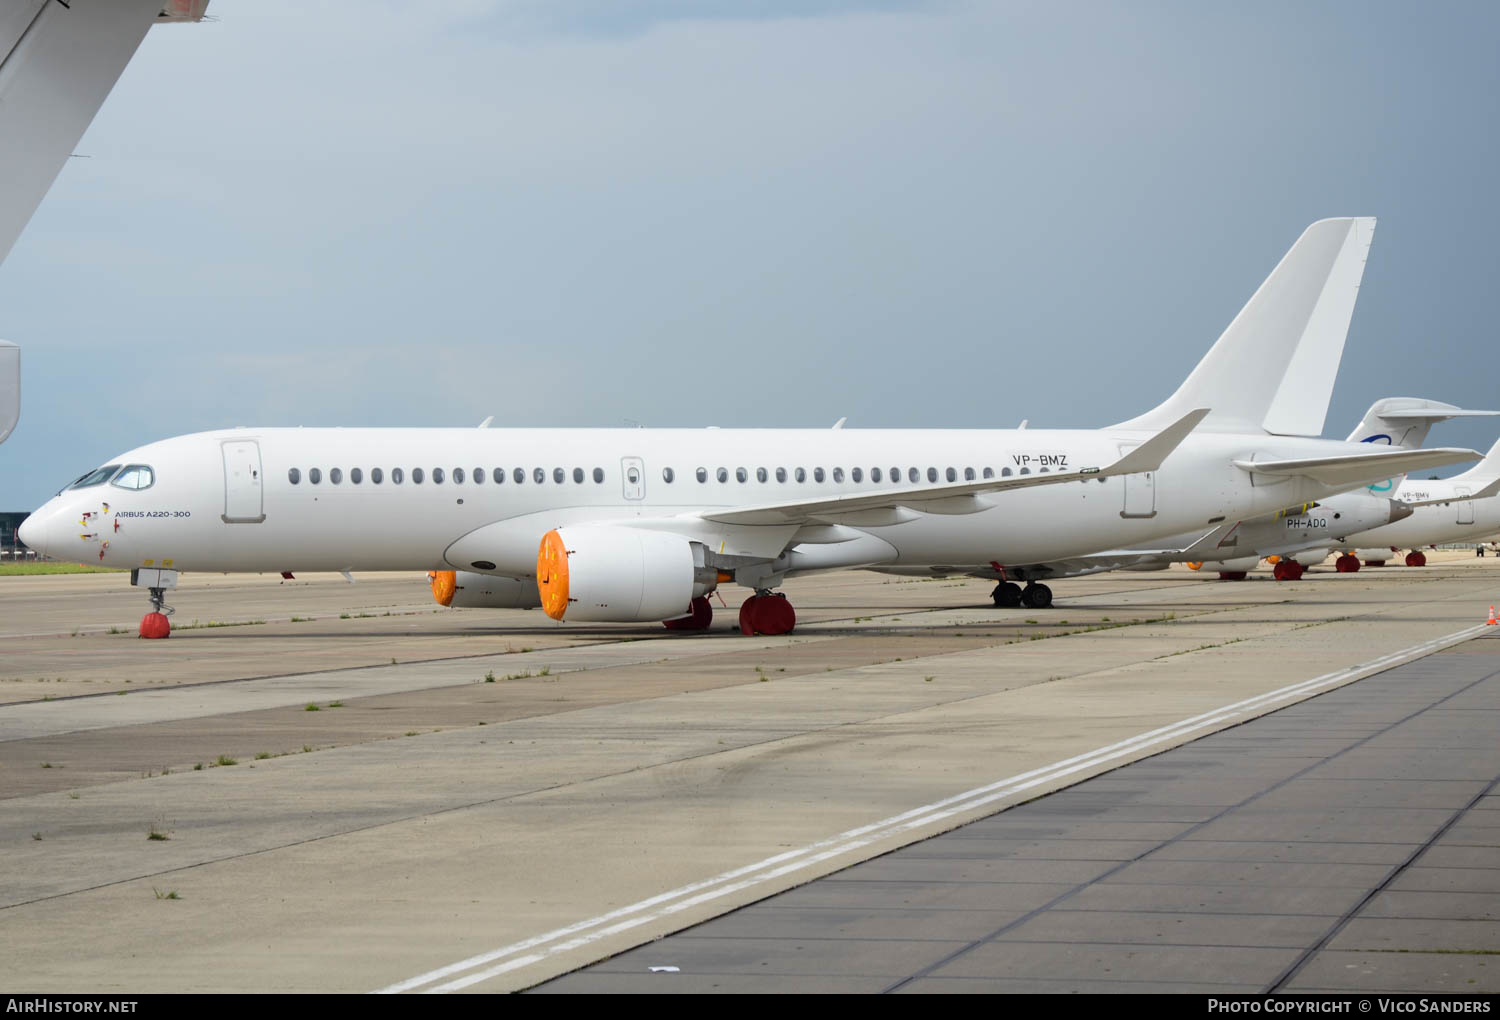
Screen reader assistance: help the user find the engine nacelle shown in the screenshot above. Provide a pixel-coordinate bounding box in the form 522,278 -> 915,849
537,526 -> 710,623
429,570 -> 540,609
1288,547 -> 1330,566
1201,556 -> 1261,572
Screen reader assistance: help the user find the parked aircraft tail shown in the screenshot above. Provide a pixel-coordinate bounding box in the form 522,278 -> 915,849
1346,398 -> 1500,448
1116,217 -> 1376,437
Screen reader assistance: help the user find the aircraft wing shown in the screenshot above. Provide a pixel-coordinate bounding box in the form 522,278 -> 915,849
1397,477 -> 1500,509
1231,447 -> 1478,490
698,409 -> 1209,527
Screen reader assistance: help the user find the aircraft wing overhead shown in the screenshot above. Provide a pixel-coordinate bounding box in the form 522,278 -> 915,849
1232,447 -> 1479,490
700,408 -> 1209,527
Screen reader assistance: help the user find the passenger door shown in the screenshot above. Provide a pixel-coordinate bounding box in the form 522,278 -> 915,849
621,457 -> 645,501
221,440 -> 266,523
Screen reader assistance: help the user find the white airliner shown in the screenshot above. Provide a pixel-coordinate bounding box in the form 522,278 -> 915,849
1332,437 -> 1500,568
17,218 -> 1479,636
1105,398 -> 1500,583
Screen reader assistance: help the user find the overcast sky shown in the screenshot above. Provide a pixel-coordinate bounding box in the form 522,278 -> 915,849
3,0 -> 1499,508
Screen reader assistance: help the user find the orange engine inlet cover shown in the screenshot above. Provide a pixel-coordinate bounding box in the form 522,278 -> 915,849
429,570 -> 457,607
537,530 -> 570,621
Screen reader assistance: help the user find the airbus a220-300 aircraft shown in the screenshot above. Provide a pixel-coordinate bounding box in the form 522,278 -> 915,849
18,218 -> 1477,637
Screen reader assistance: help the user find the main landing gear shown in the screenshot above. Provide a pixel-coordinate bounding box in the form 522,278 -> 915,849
1405,551 -> 1427,568
139,586 -> 173,639
992,581 -> 1052,609
739,591 -> 796,636
663,596 -> 714,631
1335,554 -> 1361,573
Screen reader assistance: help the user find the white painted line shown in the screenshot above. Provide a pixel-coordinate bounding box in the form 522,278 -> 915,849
374,622 -> 1491,994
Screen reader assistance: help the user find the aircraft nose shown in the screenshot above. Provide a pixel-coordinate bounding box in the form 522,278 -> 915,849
16,513 -> 43,556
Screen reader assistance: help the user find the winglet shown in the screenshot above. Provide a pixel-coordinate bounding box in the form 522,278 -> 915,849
1106,408 -> 1210,476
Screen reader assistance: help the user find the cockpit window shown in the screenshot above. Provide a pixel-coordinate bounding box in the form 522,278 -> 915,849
67,465 -> 121,490
110,465 -> 155,491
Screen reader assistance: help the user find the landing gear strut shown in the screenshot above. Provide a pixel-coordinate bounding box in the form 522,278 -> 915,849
663,596 -> 714,631
139,586 -> 173,639
739,591 -> 796,636
991,581 -> 1022,608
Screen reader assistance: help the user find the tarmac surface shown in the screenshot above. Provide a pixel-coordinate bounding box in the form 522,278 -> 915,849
1,554 -> 1497,993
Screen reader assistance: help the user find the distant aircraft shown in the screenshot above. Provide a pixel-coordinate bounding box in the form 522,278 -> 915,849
18,218 -> 1478,636
1337,437 -> 1500,568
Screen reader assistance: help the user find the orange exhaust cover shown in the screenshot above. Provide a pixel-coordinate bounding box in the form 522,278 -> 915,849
429,570 -> 457,607
537,530 -> 570,621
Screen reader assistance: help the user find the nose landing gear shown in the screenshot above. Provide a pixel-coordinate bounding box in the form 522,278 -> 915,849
139,586 -> 173,639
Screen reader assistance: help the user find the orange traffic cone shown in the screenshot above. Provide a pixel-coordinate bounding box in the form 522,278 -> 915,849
1488,606 -> 1497,626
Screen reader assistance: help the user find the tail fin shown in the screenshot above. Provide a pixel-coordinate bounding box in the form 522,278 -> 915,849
1115,217 -> 1376,436
1345,397 -> 1500,448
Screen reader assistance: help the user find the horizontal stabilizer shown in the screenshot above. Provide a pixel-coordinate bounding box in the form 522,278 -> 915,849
1345,397 -> 1500,447
701,409 -> 1209,527
1232,447 -> 1478,490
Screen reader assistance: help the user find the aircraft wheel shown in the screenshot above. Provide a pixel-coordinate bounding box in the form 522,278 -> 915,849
739,593 -> 795,636
663,596 -> 713,631
992,582 -> 1022,608
1335,554 -> 1360,573
1365,560 -> 1386,568
1405,551 -> 1427,568
139,612 -> 171,639
1217,571 -> 1247,581
1287,560 -> 1306,580
1021,583 -> 1053,609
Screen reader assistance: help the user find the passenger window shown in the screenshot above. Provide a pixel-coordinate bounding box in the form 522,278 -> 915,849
553,468 -> 564,484
493,468 -> 505,484
872,467 -> 882,483
756,467 -> 767,483
392,467 -> 404,484
852,467 -> 863,483
534,468 -> 545,484
736,467 -> 747,483
310,468 -> 322,484
413,468 -> 424,484
717,467 -> 728,483
814,467 -> 825,483
964,467 -> 975,481
946,467 -> 956,482
908,468 -> 919,483
574,467 -> 585,483
832,467 -> 844,483
927,467 -> 938,483
775,467 -> 787,483
351,468 -> 363,484
288,468 -> 301,485
453,468 -> 464,484
696,467 -> 707,483
433,468 -> 444,484
330,468 -> 343,484
663,467 -> 675,483
515,468 -> 526,484
795,467 -> 806,483
372,468 -> 384,484
983,467 -> 993,480
1019,467 -> 1030,475
1001,467 -> 1012,477
593,467 -> 604,483
473,467 -> 483,484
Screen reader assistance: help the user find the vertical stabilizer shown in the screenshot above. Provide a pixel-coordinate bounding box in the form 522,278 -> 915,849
1115,217 -> 1375,436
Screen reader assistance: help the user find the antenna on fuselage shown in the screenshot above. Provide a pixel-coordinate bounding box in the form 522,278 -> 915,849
477,416 -> 493,429
832,417 -> 847,429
